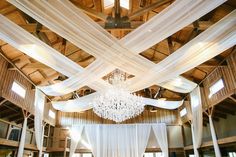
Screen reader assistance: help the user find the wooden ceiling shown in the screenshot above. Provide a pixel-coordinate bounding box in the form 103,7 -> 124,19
0,0 -> 235,102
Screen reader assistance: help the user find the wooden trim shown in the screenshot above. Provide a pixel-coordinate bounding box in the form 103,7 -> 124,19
184,136 -> 236,150
0,138 -> 38,151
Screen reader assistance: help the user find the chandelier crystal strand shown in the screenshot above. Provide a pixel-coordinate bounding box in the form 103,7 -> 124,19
93,70 -> 145,123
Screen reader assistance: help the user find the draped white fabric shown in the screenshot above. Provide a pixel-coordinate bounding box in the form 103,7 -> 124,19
39,125 -> 45,157
7,0 -> 232,97
85,124 -> 151,157
190,87 -> 203,157
152,123 -> 169,157
120,0 -> 226,53
52,92 -> 183,112
126,10 -> 236,92
17,117 -> 27,157
136,125 -> 152,157
0,9 -> 195,96
34,88 -> 45,155
209,115 -> 222,157
7,0 -> 224,95
0,15 -> 82,78
69,125 -> 84,157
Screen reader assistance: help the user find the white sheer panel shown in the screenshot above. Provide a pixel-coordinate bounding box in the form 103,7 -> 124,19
85,124 -> 150,157
52,93 -> 183,112
158,77 -> 197,94
39,59 -> 114,96
17,117 -> 27,157
190,87 -> 203,157
8,0 -> 220,96
39,125 -> 45,157
137,125 -> 151,157
121,0 -> 226,53
69,125 -> 84,157
152,124 -> 169,157
126,10 -> 236,92
0,15 -> 82,77
209,115 -> 221,157
34,88 -> 45,155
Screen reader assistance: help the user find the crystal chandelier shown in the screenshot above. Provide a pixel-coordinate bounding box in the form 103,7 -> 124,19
93,70 -> 145,123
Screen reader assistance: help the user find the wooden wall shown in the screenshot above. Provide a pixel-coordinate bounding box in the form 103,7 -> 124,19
0,56 -> 56,126
202,52 -> 236,108
57,108 -> 180,126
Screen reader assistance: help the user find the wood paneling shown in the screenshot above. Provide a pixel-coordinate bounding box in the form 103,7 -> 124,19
202,52 -> 236,107
57,108 -> 180,126
0,56 -> 55,126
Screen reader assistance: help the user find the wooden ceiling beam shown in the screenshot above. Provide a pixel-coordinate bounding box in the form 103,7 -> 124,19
229,96 -> 236,103
0,5 -> 16,15
0,99 -> 7,106
213,110 -> 227,119
9,114 -> 23,122
216,106 -> 235,115
71,2 -> 108,21
128,0 -> 172,20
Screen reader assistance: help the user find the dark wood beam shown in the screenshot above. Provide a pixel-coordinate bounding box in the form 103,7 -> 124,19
0,99 -> 7,106
129,0 -> 172,20
215,106 -> 235,115
8,113 -> 22,121
71,2 -> 108,21
213,110 -> 227,119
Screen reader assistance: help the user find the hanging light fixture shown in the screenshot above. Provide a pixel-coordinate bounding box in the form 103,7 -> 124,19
93,69 -> 144,122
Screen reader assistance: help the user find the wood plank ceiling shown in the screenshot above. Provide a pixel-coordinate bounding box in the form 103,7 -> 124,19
0,0 -> 235,102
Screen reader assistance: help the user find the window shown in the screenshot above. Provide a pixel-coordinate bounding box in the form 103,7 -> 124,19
104,0 -> 129,9
180,108 -> 187,117
11,81 -> 26,98
209,79 -> 224,98
229,152 -> 236,157
49,110 -> 55,119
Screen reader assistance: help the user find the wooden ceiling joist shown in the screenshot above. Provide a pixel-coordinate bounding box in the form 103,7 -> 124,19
128,0 -> 172,20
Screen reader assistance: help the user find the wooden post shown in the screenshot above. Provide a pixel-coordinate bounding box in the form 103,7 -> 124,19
63,136 -> 68,157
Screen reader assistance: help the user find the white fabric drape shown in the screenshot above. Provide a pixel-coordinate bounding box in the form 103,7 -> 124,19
17,117 -> 27,157
7,0 -> 232,95
190,86 -> 203,157
0,11 -> 195,96
136,125 -> 152,157
69,125 -> 84,157
0,15 -> 82,78
52,92 -> 183,112
85,124 -> 151,157
120,0 -> 226,53
126,10 -> 236,92
34,88 -> 45,156
39,125 -> 45,157
7,0 -> 225,95
152,123 -> 169,157
209,115 -> 221,157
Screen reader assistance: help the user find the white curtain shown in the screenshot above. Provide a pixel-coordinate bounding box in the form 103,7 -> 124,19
17,117 -> 28,157
190,86 -> 203,157
152,123 -> 169,157
39,125 -> 45,157
69,125 -> 84,157
34,88 -> 45,156
209,115 -> 221,157
137,125 -> 152,157
0,13 -> 195,96
52,92 -> 183,112
85,124 -> 150,157
7,0 -> 225,95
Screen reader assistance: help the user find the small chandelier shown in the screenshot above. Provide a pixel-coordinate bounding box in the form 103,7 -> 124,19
93,70 -> 144,123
